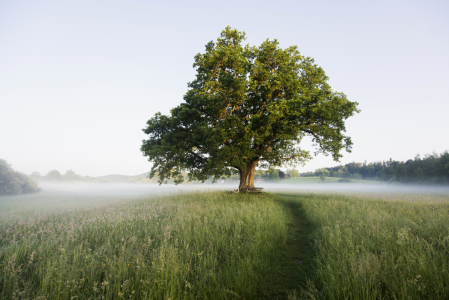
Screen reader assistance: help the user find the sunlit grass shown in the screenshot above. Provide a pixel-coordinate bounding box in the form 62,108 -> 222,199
0,191 -> 289,299
1,189 -> 449,299
280,193 -> 449,300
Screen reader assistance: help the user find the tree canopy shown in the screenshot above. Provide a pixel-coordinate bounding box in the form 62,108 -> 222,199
141,27 -> 359,189
46,170 -> 62,181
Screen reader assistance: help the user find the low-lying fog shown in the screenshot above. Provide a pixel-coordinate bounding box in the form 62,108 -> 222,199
38,181 -> 449,197
38,182 -> 190,197
2,182 -> 448,220
259,183 -> 449,195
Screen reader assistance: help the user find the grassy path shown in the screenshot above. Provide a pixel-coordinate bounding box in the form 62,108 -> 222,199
266,194 -> 318,299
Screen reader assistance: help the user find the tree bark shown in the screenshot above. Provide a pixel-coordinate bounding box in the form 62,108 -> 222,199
239,160 -> 258,190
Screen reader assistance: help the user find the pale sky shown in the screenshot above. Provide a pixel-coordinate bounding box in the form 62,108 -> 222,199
1,0 -> 448,177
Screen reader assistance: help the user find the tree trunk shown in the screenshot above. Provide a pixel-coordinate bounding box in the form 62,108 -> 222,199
239,160 -> 258,190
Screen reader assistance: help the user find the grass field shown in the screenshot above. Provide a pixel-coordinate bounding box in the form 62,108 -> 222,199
1,186 -> 449,299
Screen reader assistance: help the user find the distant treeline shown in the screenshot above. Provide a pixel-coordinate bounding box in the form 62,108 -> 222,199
306,151 -> 449,184
29,169 -> 158,184
28,151 -> 449,185
30,169 -> 300,184
0,159 -> 40,196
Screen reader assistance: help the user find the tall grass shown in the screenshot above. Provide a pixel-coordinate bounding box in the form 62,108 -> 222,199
0,192 -> 289,299
283,193 -> 449,300
3,189 -> 449,299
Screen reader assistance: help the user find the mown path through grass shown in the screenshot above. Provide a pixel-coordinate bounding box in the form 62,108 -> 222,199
269,194 -> 318,299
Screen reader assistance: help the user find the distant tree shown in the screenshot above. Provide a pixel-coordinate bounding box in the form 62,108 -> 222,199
0,159 -> 22,195
365,163 -> 376,178
381,162 -> 396,181
395,162 -> 407,182
346,162 -> 361,175
414,167 -> 425,181
315,168 -> 330,177
320,173 -> 326,182
351,173 -> 362,180
439,152 -> 449,177
0,159 -> 40,196
279,170 -> 286,179
334,169 -> 345,178
141,27 -> 359,189
14,172 -> 40,194
63,170 -> 79,181
263,169 -> 280,182
46,170 -> 62,181
289,169 -> 300,177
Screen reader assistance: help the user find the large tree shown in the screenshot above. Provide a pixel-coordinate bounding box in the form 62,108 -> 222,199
141,27 -> 359,189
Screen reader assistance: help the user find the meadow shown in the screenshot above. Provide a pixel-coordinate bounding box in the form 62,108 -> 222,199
1,184 -> 448,299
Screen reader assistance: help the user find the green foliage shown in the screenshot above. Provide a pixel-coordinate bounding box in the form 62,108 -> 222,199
62,169 -> 80,181
141,27 -> 359,187
279,170 -> 285,179
315,168 -> 330,177
0,159 -> 40,196
289,169 -> 300,177
351,173 -> 362,179
45,169 -> 62,181
319,173 -> 326,182
267,169 -> 280,182
317,151 -> 449,184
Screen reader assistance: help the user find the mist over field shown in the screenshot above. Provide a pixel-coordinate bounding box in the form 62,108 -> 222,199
34,180 -> 449,199
2,180 -> 447,220
37,182 -> 185,197
261,182 -> 449,195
